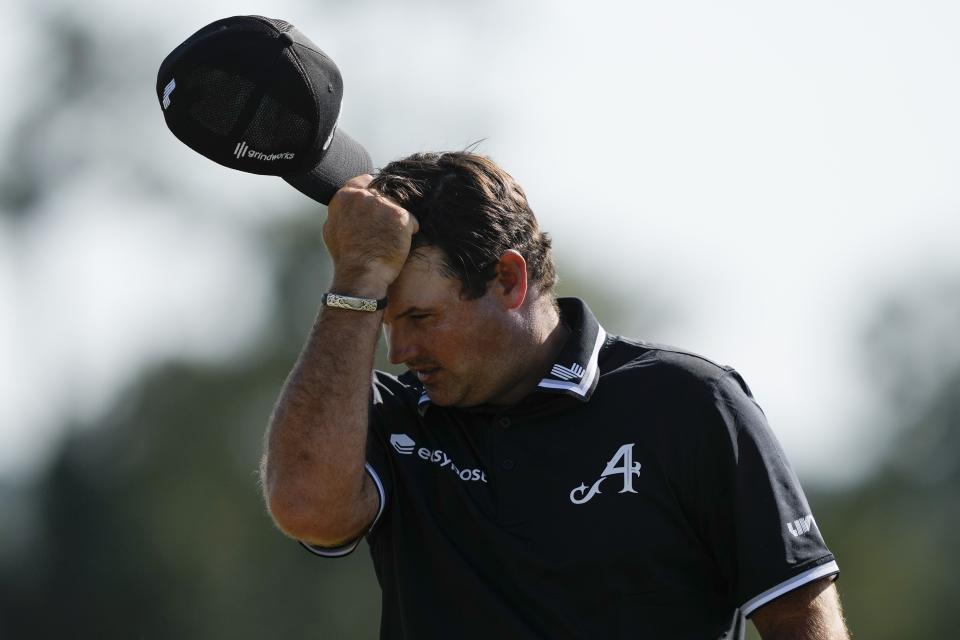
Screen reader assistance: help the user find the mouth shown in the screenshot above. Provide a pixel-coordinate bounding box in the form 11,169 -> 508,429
412,367 -> 440,384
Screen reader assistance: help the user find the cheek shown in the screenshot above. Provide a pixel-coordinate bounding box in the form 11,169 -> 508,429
427,325 -> 461,362
472,327 -> 505,359
443,316 -> 504,368
421,322 -> 468,365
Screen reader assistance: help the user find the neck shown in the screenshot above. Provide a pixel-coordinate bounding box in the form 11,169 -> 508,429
491,296 -> 568,405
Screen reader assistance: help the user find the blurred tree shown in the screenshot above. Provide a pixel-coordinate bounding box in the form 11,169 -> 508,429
808,271 -> 960,639
0,207 -> 671,639
9,15 -> 955,629
0,12 -> 664,632
0,12 -> 138,217
0,215 -> 383,639
2,6 -> 956,637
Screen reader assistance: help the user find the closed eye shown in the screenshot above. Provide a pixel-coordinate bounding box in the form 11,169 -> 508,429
388,306 -> 434,324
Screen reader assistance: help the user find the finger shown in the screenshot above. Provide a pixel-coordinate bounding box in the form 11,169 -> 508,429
342,174 -> 373,189
407,212 -> 420,235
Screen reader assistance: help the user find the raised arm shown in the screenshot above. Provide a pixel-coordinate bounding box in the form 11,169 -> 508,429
260,175 -> 418,546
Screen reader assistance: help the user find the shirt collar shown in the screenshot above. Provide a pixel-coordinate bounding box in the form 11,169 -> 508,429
534,297 -> 606,401
411,297 -> 607,412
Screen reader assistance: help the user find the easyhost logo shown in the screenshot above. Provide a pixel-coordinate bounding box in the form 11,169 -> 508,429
390,433 -> 487,483
390,433 -> 416,455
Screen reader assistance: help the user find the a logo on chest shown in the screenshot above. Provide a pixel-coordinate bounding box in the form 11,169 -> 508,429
389,433 -> 488,483
570,443 -> 641,505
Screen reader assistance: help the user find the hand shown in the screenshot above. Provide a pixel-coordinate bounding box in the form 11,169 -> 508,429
323,175 -> 420,296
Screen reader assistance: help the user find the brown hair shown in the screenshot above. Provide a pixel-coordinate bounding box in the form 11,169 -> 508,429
369,151 -> 557,299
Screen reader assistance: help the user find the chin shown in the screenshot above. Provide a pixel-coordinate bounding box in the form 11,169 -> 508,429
425,386 -> 476,408
425,391 -> 458,407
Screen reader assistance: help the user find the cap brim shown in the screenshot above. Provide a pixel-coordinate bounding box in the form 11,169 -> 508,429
282,128 -> 373,205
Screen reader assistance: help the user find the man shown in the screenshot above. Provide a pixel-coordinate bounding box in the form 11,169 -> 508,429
260,151 -> 850,639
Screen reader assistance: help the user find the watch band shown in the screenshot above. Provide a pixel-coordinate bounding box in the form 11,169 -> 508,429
321,292 -> 388,312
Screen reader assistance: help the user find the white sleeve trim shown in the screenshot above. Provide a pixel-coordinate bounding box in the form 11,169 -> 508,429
301,462 -> 386,558
742,560 -> 840,617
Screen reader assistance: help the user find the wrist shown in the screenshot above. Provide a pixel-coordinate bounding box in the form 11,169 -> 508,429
330,271 -> 392,300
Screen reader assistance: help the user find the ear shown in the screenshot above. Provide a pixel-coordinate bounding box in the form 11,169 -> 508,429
491,250 -> 528,310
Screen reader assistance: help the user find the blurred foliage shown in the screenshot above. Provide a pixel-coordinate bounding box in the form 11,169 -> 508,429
3,208 -> 959,638
0,12 -> 121,216
0,200 -> 657,638
0,215 -> 382,638
806,274 -> 960,639
2,7 -> 959,639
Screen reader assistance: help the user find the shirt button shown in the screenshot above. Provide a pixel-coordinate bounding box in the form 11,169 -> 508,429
498,417 -> 511,428
501,458 -> 515,470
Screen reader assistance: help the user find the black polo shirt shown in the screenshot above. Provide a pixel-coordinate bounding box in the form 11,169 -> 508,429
303,298 -> 838,639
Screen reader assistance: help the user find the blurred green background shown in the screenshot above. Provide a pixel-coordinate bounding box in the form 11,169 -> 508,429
2,2 -> 959,638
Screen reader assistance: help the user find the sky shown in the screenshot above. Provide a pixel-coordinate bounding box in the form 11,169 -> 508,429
1,0 -> 959,485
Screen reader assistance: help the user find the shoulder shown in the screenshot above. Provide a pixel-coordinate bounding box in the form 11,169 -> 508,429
600,334 -> 739,391
597,335 -> 763,432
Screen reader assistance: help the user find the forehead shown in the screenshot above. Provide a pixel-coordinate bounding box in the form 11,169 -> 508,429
386,246 -> 461,314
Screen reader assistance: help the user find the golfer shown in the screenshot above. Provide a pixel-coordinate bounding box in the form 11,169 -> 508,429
260,151 -> 850,639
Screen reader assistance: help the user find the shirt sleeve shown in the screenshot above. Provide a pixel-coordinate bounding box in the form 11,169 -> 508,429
685,368 -> 839,617
300,371 -> 413,558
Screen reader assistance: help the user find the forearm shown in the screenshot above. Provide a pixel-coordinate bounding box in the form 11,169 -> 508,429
758,617 -> 849,640
262,174 -> 417,544
754,580 -> 850,640
261,294 -> 384,544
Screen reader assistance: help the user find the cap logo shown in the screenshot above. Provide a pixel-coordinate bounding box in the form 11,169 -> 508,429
322,117 -> 339,152
233,141 -> 295,162
162,78 -> 176,110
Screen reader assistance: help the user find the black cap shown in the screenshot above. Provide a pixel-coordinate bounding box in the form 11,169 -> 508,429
156,15 -> 371,205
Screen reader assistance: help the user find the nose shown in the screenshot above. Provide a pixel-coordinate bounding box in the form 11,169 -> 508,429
385,325 -> 419,365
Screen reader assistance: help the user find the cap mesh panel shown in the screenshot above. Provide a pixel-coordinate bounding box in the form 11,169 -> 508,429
242,94 -> 311,153
186,67 -> 256,136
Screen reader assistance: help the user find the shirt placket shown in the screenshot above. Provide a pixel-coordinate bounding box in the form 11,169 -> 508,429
487,414 -> 536,527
